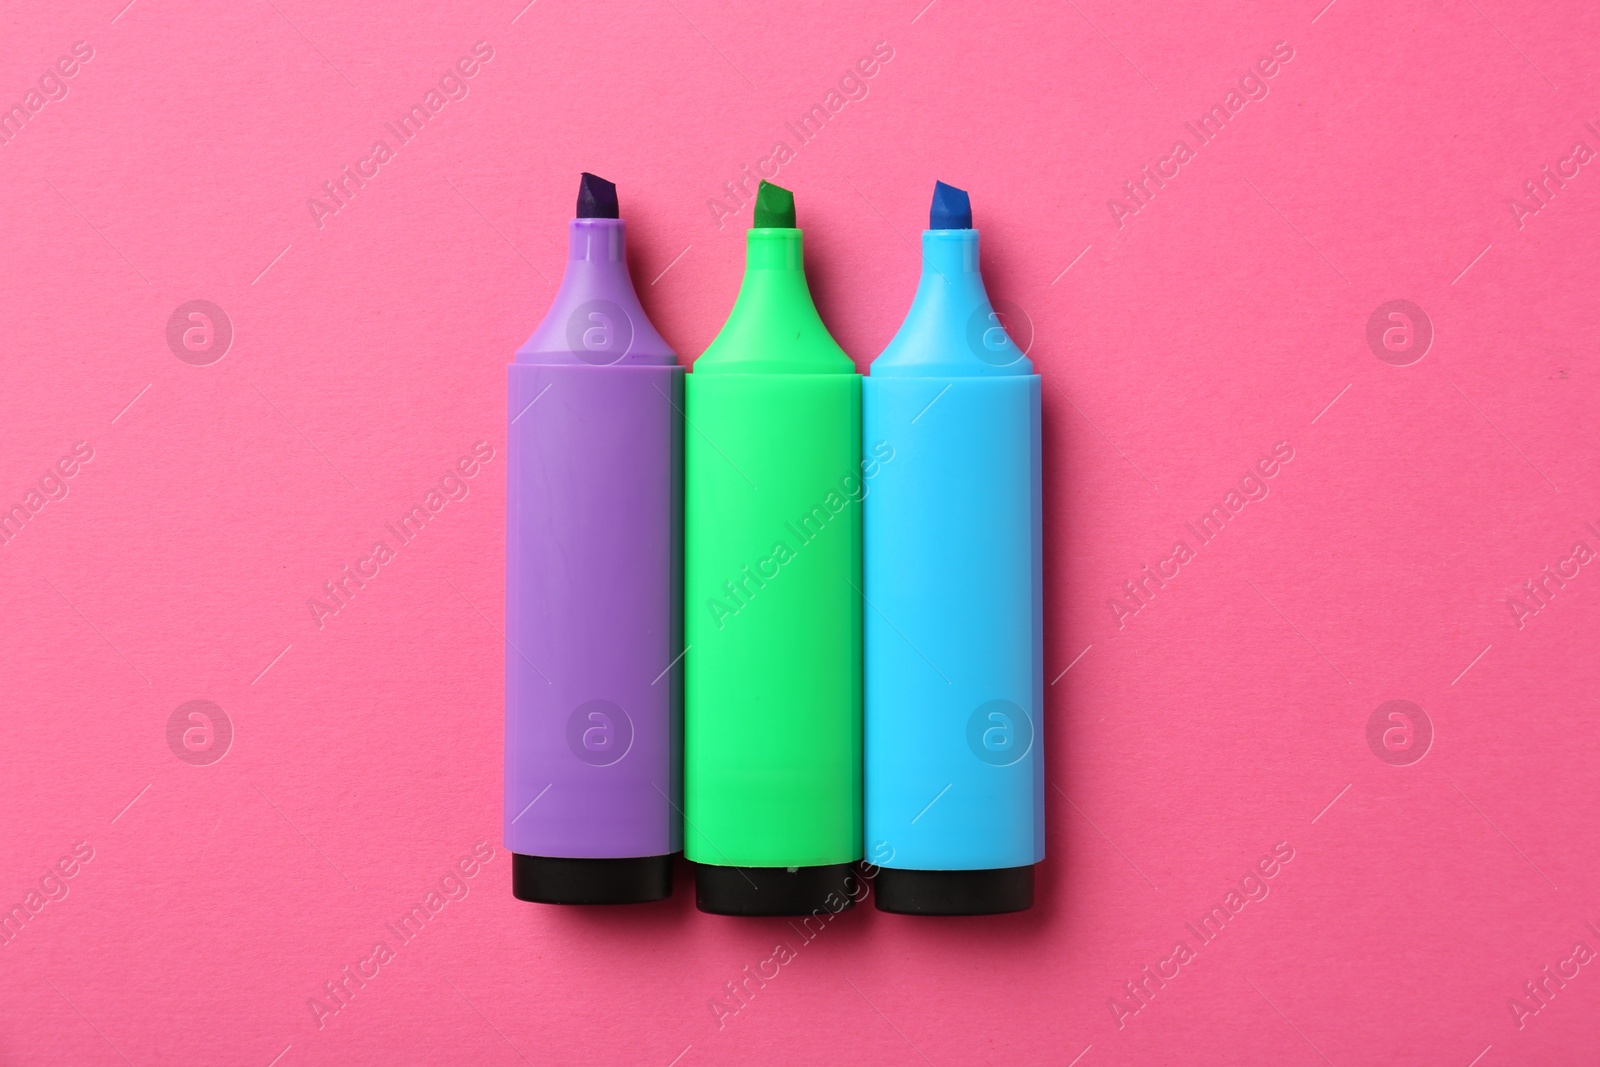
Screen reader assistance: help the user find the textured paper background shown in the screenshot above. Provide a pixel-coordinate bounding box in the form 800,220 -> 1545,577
3,0 -> 1599,1064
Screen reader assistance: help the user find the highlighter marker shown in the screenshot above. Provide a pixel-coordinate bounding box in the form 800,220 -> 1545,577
863,181 -> 1043,914
505,173 -> 683,904
685,180 -> 863,915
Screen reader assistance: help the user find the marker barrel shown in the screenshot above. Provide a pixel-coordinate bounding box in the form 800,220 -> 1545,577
863,224 -> 1044,914
504,216 -> 682,904
685,223 -> 863,915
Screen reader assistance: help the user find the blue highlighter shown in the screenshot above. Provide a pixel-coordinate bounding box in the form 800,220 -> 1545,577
862,181 -> 1044,914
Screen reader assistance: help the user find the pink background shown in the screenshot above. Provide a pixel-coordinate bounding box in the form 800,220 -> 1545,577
3,0 -> 1599,1063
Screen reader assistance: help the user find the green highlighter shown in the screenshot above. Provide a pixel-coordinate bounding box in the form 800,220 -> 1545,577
685,181 -> 864,915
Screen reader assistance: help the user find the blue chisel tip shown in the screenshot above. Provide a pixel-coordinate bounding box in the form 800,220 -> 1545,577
929,180 -> 972,230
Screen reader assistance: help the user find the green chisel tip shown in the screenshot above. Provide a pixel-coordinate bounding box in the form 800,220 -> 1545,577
752,180 -> 796,228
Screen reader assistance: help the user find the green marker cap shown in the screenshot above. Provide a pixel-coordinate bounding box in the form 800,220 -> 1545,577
695,182 -> 851,376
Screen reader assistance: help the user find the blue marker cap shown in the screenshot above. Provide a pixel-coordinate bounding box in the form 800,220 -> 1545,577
873,182 -> 1028,379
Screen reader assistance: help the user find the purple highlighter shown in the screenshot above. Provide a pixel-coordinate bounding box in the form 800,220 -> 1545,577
505,173 -> 682,904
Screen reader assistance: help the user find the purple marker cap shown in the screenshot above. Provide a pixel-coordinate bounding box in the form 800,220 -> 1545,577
516,174 -> 675,367
505,174 -> 683,904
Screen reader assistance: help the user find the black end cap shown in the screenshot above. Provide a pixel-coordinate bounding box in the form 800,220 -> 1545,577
695,863 -> 859,916
874,865 -> 1035,915
577,172 -> 619,219
512,853 -> 672,905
